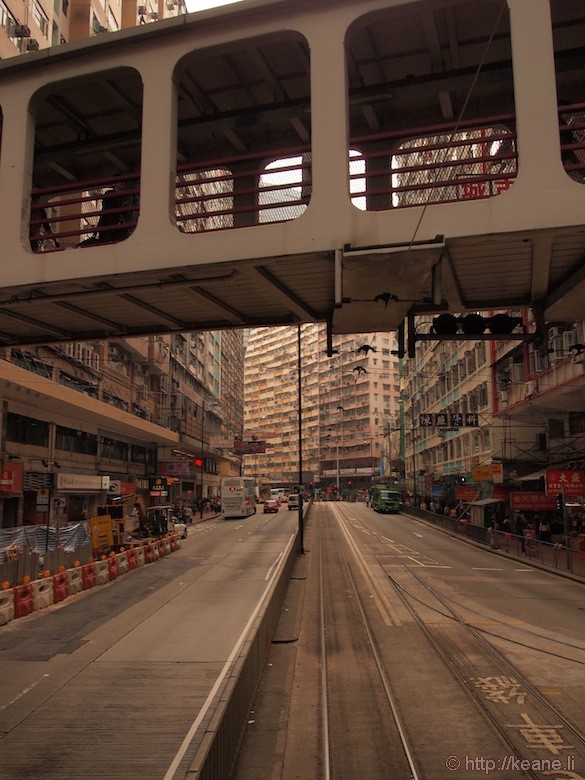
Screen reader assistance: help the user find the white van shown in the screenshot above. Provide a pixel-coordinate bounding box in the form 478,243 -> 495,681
287,494 -> 301,510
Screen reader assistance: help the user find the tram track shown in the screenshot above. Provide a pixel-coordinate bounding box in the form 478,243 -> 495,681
331,502 -> 585,779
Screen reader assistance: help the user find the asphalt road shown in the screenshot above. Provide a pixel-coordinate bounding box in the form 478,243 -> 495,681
0,506 -> 298,780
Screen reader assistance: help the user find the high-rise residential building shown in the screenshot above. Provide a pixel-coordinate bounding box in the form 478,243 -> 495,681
0,0 -> 186,59
243,325 -> 400,495
400,312 -> 584,513
0,328 -> 245,528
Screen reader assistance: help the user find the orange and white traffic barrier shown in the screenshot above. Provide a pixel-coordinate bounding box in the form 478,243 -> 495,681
66,566 -> 83,595
32,577 -> 54,610
117,550 -> 129,574
0,588 -> 15,624
12,583 -> 34,618
134,546 -> 145,566
81,563 -> 96,590
52,572 -> 69,604
94,559 -> 109,585
157,540 -> 166,558
162,537 -> 171,555
126,547 -> 137,570
151,543 -> 160,561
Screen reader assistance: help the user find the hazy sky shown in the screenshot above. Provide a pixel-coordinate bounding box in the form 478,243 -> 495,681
185,0 -> 245,13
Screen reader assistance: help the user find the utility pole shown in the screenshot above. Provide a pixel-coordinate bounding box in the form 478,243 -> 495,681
297,324 -> 304,554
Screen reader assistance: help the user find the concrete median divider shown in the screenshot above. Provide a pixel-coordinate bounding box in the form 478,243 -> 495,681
32,577 -> 54,611
66,566 -> 83,595
0,588 -> 15,624
187,515 -> 304,779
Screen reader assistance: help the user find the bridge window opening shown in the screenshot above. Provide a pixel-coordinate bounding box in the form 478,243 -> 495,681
551,0 -> 585,182
29,67 -> 143,253
346,1 -> 515,211
174,31 -> 310,232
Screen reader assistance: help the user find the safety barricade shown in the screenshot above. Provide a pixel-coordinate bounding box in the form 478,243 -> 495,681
151,542 -> 160,560
66,566 -> 83,596
94,559 -> 109,585
81,563 -> 97,590
162,537 -> 171,555
116,551 -> 128,575
134,546 -> 145,566
52,572 -> 69,604
174,533 -> 181,549
32,577 -> 54,611
157,540 -> 166,558
144,543 -> 154,564
12,583 -> 34,618
107,556 -> 118,581
169,535 -> 177,551
126,547 -> 137,570
0,588 -> 15,624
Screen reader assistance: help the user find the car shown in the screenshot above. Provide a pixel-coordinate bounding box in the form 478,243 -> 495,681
287,494 -> 300,510
263,499 -> 280,513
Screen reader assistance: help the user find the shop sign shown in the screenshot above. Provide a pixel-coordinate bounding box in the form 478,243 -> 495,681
472,465 -> 495,482
0,462 -> 23,492
510,492 -> 557,511
545,469 -> 585,497
234,439 -> 266,455
56,473 -> 106,491
37,488 -> 50,505
159,461 -> 191,477
493,484 -> 512,500
492,464 -> 504,484
149,476 -> 169,496
455,485 -> 480,501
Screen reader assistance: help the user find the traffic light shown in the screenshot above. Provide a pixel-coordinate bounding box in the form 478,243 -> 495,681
347,480 -> 352,486
194,458 -> 203,468
430,313 -> 522,336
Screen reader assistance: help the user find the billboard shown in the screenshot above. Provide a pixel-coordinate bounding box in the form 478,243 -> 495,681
545,469 -> 585,497
234,440 -> 266,455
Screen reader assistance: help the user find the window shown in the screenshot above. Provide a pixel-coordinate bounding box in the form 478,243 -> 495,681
6,413 -> 49,447
56,426 -> 98,455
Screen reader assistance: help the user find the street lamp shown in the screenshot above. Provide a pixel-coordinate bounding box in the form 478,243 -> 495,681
199,397 -> 216,518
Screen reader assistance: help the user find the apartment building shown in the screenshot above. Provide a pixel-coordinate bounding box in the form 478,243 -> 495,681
400,313 -> 585,508
0,329 -> 245,528
243,325 -> 400,494
0,0 -> 186,59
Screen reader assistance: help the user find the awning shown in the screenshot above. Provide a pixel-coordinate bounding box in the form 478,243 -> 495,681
517,469 -> 547,482
469,498 -> 505,506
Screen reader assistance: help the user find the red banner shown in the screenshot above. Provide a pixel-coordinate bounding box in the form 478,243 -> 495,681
510,492 -> 557,511
0,462 -> 23,492
545,469 -> 585,496
455,485 -> 481,501
234,440 -> 266,455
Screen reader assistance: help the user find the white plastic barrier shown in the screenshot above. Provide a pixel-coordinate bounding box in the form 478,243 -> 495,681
134,546 -> 145,566
163,538 -> 171,555
174,534 -> 182,549
66,567 -> 83,595
151,543 -> 160,561
32,578 -> 54,610
0,589 -> 15,624
94,559 -> 109,585
116,551 -> 129,575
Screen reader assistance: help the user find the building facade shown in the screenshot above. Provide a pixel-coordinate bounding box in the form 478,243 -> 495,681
0,329 -> 245,528
243,325 -> 400,496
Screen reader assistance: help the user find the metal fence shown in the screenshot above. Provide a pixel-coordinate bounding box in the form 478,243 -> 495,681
402,505 -> 585,580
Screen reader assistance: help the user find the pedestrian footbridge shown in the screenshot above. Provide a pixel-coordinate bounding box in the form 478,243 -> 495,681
0,0 -> 583,347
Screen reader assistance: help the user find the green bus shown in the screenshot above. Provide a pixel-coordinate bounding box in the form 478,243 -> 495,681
370,485 -> 401,514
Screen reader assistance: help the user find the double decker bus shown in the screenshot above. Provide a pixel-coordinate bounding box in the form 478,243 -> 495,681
221,477 -> 257,519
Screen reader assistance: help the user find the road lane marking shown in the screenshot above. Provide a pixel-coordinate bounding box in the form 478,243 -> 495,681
413,532 -> 424,538
0,674 -> 50,712
472,567 -> 503,571
265,551 -> 284,580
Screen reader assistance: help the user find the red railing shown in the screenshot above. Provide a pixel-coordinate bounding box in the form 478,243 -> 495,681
28,105 -> 585,253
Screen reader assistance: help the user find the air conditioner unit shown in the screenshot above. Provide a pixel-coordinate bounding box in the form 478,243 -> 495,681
548,326 -> 562,340
510,363 -> 524,383
138,5 -> 147,13
574,349 -> 585,364
26,39 -> 39,51
526,380 -> 538,396
563,329 -> 577,352
14,24 -> 31,37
